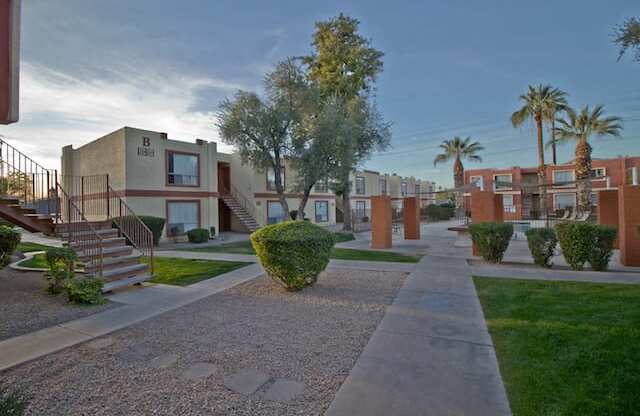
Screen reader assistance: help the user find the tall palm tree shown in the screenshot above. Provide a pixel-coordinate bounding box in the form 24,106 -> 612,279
433,136 -> 483,209
511,85 -> 567,214
554,105 -> 623,213
544,92 -> 570,165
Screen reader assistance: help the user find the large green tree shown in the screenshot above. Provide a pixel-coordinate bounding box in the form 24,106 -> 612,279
217,59 -> 313,219
613,17 -> 640,62
433,137 -> 483,210
511,85 -> 567,214
303,13 -> 387,230
554,105 -> 623,213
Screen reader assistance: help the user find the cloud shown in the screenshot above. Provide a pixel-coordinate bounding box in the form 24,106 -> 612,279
0,62 -> 247,168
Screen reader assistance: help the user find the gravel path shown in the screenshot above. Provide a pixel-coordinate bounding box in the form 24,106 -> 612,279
0,269 -> 118,341
2,268 -> 407,415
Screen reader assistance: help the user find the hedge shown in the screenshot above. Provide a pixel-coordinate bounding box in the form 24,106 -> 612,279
0,225 -> 21,268
525,228 -> 558,268
187,228 -> 209,243
555,223 -> 618,271
423,204 -> 455,221
469,222 -> 513,263
250,221 -> 335,291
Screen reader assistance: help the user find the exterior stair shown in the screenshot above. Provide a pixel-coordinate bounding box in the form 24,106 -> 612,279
220,193 -> 260,232
57,221 -> 153,292
0,195 -> 55,234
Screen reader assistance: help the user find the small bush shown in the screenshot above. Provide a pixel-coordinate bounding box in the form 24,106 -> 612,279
525,228 -> 558,268
334,232 -> 355,243
138,216 -> 165,246
589,226 -> 618,271
555,223 -> 594,271
423,204 -> 455,221
0,386 -> 29,416
187,228 -> 210,243
469,222 -> 514,263
0,217 -> 14,228
251,221 -> 335,291
0,225 -> 21,268
66,277 -> 105,305
44,247 -> 77,294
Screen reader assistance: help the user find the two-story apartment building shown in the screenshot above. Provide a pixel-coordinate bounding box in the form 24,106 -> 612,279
464,156 -> 640,220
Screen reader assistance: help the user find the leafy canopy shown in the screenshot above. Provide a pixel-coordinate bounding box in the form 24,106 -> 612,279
554,105 -> 623,144
433,136 -> 483,167
511,84 -> 568,127
613,17 -> 640,62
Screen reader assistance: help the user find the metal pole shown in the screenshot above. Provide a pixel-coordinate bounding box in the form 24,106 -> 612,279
106,174 -> 110,220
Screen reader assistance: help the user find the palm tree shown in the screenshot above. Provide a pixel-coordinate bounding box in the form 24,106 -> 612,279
554,105 -> 623,213
433,136 -> 483,209
544,92 -> 570,165
511,85 -> 567,214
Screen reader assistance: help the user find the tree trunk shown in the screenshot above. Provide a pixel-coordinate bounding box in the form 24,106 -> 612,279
575,139 -> 592,214
342,189 -> 352,231
535,114 -> 548,217
297,184 -> 314,220
273,158 -> 290,220
453,157 -> 464,215
551,118 -> 557,165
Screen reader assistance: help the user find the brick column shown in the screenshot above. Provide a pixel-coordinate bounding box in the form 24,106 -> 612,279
371,195 -> 392,249
597,190 -> 619,249
403,197 -> 420,240
470,190 -> 504,256
618,185 -> 640,266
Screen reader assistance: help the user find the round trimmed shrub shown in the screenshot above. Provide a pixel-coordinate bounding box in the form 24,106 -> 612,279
589,225 -> 617,271
250,221 -> 335,291
138,216 -> 165,246
187,228 -> 210,243
555,223 -> 594,271
0,225 -> 21,268
469,222 -> 514,263
525,228 -> 558,268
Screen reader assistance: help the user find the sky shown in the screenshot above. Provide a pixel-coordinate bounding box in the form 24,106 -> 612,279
1,0 -> 639,187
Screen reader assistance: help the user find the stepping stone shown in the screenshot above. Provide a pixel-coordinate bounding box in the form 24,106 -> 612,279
263,379 -> 305,402
182,363 -> 217,381
148,353 -> 179,370
86,337 -> 115,350
223,368 -> 271,396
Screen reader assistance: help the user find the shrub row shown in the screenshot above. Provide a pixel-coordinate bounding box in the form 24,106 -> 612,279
556,223 -> 617,271
525,228 -> 558,268
469,222 -> 514,263
251,221 -> 335,291
0,225 -> 20,268
187,228 -> 210,243
423,204 -> 455,221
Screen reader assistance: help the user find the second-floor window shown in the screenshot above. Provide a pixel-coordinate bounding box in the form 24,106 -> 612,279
494,174 -> 512,190
415,184 -> 421,195
379,178 -> 387,194
355,176 -> 365,195
553,170 -> 574,186
266,167 -> 285,191
401,182 -> 407,196
590,168 -> 606,179
167,151 -> 199,186
470,176 -> 484,190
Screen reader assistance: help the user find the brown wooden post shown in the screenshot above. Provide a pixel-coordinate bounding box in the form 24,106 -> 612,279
371,195 -> 392,249
597,190 -> 619,249
618,185 -> 640,266
403,196 -> 420,240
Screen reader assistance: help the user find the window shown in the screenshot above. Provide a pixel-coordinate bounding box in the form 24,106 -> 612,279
401,182 -> 407,196
167,151 -> 199,186
415,184 -> 421,195
470,176 -> 484,190
355,176 -> 365,195
591,192 -> 598,206
267,201 -> 285,224
314,178 -> 328,193
379,178 -> 387,195
355,200 -> 367,219
167,201 -> 199,236
502,194 -> 516,213
590,167 -> 606,179
553,170 -> 574,186
494,174 -> 512,190
315,200 -> 329,223
266,167 -> 285,191
554,193 -> 576,210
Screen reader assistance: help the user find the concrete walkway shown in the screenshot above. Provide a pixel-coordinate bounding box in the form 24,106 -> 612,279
326,255 -> 511,416
0,263 -> 264,372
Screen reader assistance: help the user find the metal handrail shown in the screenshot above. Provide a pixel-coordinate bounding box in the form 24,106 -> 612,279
223,184 -> 259,222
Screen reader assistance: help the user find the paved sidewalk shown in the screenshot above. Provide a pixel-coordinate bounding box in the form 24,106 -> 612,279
327,255 -> 511,416
0,263 -> 264,372
470,262 -> 640,284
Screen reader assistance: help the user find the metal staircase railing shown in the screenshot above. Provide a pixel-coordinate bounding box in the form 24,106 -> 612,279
221,184 -> 259,225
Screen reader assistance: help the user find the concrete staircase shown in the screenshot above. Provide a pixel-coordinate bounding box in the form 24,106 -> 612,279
220,193 -> 259,232
56,221 -> 152,292
0,195 -> 55,234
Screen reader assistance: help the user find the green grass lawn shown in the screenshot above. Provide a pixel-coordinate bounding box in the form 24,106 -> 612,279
16,253 -> 48,269
180,240 -> 420,263
474,277 -> 640,416
147,256 -> 252,286
16,242 -> 55,253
